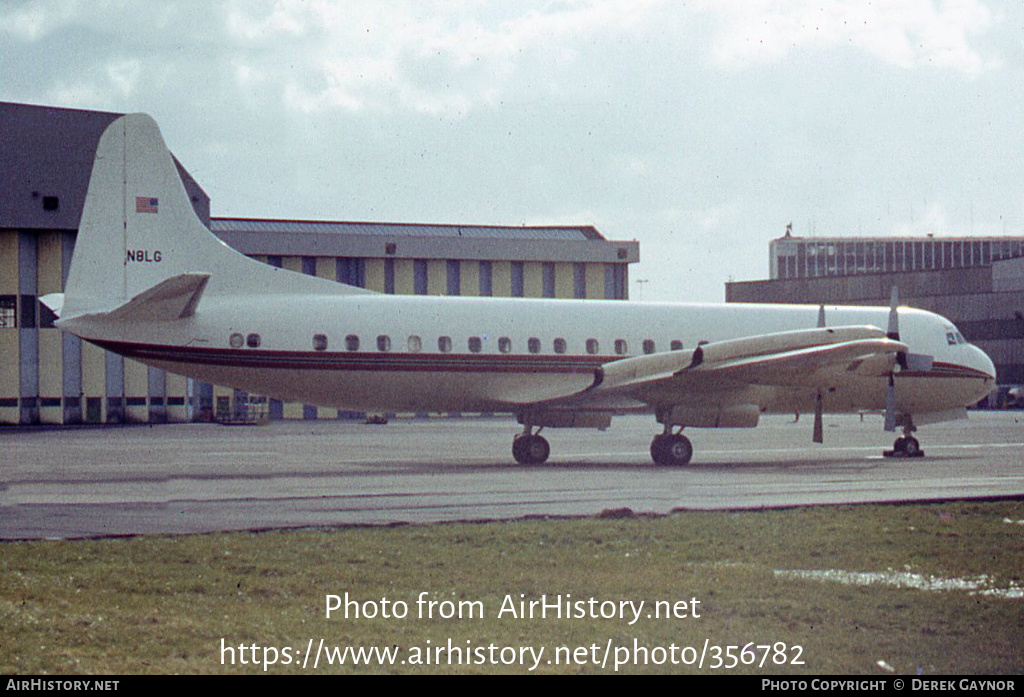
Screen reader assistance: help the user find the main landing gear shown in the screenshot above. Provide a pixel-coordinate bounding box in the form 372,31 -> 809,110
650,425 -> 693,466
512,427 -> 550,465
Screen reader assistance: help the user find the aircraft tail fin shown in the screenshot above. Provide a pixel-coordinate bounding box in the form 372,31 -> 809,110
61,113 -> 370,321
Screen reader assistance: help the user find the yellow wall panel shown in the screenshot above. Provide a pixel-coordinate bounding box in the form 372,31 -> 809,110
364,259 -> 385,292
524,262 -> 543,298
395,259 -> 414,295
283,401 -> 304,420
36,232 -> 64,294
0,332 -> 18,399
166,372 -> 189,422
428,260 -> 446,295
492,262 -> 512,298
586,264 -> 605,299
124,358 -> 149,422
0,231 -> 18,294
37,329 -> 62,398
555,262 -> 574,299
282,256 -> 302,273
316,257 -> 335,281
81,342 -> 106,397
461,261 -> 480,297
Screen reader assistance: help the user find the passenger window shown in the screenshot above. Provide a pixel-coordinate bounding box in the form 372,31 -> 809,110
643,339 -> 655,354
345,334 -> 360,351
246,333 -> 261,348
528,337 -> 541,354
438,336 -> 452,353
670,340 -> 683,351
408,335 -> 422,353
313,334 -> 328,351
586,338 -> 599,355
553,338 -> 567,354
468,336 -> 482,353
498,337 -> 512,354
614,339 -> 628,355
377,335 -> 391,352
229,333 -> 244,349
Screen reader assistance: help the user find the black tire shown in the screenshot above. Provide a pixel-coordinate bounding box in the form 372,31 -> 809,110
651,433 -> 692,466
513,435 -> 550,465
903,436 -> 921,457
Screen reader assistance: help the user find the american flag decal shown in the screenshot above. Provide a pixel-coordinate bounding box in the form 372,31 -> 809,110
135,196 -> 159,214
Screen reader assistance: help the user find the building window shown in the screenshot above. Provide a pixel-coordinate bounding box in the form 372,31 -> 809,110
438,336 -> 452,353
479,261 -> 493,297
447,260 -> 461,296
586,338 -> 599,354
377,335 -> 391,352
468,336 -> 482,353
345,334 -> 360,351
414,259 -> 428,295
574,263 -> 587,299
313,334 -> 328,351
0,296 -> 17,328
384,258 -> 395,294
553,337 -> 567,354
337,257 -> 365,287
542,262 -> 555,298
528,337 -> 541,354
408,335 -> 422,353
498,337 -> 512,354
511,262 -> 525,298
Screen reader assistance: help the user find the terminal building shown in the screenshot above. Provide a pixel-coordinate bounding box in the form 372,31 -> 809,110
727,230 -> 1024,388
0,102 -> 638,426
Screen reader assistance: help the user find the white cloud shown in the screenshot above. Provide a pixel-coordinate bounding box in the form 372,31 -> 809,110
694,0 -> 998,76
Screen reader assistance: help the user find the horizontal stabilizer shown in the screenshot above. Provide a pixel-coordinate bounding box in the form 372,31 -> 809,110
104,273 -> 211,322
39,293 -> 65,319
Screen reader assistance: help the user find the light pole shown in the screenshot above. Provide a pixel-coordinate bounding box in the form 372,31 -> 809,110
635,278 -> 648,302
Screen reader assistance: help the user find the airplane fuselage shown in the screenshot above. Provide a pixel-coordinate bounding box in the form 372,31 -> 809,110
66,293 -> 996,418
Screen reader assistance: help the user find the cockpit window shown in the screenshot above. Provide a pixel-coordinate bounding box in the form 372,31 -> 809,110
946,329 -> 967,345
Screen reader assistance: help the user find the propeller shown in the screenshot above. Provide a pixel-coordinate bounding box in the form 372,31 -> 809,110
885,287 -> 900,432
813,305 -> 825,443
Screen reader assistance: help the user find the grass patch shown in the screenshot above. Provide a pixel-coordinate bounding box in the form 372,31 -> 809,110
2,501 -> 1022,674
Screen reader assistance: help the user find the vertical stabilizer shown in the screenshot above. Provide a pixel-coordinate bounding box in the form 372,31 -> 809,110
62,113 -> 368,320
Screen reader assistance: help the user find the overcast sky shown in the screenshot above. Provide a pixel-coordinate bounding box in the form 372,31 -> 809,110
3,0 -> 1022,301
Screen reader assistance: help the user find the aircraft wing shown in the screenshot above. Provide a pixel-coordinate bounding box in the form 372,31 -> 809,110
574,325 -> 908,409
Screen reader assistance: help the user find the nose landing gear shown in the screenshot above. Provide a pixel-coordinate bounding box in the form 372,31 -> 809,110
884,423 -> 924,458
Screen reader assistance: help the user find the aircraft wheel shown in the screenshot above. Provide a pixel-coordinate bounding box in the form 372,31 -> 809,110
651,433 -> 692,466
513,434 -> 550,465
902,436 -> 921,457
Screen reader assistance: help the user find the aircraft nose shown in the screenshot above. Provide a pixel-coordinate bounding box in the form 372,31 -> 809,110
968,344 -> 997,383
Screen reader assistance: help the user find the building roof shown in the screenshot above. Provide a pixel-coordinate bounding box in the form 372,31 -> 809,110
0,101 -> 209,230
211,216 -> 637,263
211,217 -> 605,241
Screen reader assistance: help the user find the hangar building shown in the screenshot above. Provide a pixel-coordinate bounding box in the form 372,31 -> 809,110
1,102 -> 638,425
726,231 -> 1024,387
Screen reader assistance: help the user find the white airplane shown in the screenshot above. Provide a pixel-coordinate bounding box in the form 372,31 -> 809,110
42,114 -> 996,466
